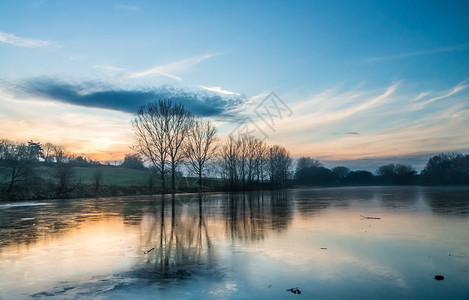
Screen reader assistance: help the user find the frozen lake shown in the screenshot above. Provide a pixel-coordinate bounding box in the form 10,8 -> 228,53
1,186 -> 469,299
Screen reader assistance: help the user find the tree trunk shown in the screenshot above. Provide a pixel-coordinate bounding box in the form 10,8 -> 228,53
161,163 -> 166,190
171,160 -> 176,190
198,168 -> 202,189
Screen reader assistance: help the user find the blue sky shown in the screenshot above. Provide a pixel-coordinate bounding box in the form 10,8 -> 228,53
1,0 -> 468,170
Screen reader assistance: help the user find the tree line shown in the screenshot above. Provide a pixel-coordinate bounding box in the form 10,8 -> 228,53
0,140 -> 129,200
294,153 -> 469,186
132,99 -> 293,191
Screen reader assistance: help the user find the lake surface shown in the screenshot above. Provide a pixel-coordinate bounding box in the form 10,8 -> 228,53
1,186 -> 469,299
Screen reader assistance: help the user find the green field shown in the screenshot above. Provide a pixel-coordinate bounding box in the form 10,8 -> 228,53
74,167 -> 152,186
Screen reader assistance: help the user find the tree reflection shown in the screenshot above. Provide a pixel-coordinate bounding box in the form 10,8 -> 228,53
134,190 -> 296,280
137,194 -> 216,280
224,190 -> 293,241
225,193 -> 267,241
423,188 -> 469,215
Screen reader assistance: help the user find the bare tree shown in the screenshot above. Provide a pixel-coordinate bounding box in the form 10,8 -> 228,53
185,119 -> 218,188
132,101 -> 170,189
219,136 -> 240,188
42,142 -> 55,164
132,100 -> 193,190
164,101 -> 193,190
42,143 -> 69,164
254,139 -> 268,185
268,145 -> 293,188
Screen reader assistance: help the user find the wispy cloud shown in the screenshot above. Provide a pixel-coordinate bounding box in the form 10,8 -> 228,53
93,64 -> 127,72
243,81 -> 469,163
413,81 -> 468,108
366,43 -> 469,63
200,85 -> 241,96
0,31 -> 60,48
284,82 -> 399,129
127,53 -> 221,80
113,4 -> 140,11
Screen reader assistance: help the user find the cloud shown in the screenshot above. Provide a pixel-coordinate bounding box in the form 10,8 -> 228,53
127,53 -> 221,80
0,31 -> 60,48
200,85 -> 241,96
244,80 -> 469,165
333,132 -> 360,135
113,4 -> 140,11
366,44 -> 469,63
4,78 -> 245,117
93,64 -> 127,72
416,81 -> 468,107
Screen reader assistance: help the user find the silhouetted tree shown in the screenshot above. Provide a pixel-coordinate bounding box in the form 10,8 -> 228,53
376,163 -> 417,185
345,170 -> 374,185
121,154 -> 146,170
132,100 -> 193,190
0,139 -> 38,197
331,166 -> 350,184
185,119 -> 218,187
377,163 -> 396,184
219,136 -> 240,188
394,164 -> 417,185
132,101 -> 171,189
421,153 -> 469,185
294,157 -> 330,185
268,145 -> 293,188
297,157 -> 323,170
54,162 -> 78,197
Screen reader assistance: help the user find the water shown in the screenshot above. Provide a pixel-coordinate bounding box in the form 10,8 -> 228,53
0,186 -> 468,299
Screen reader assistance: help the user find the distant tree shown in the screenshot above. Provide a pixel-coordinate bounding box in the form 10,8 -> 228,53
377,164 -> 396,178
219,136 -> 240,188
121,154 -> 146,170
253,139 -> 268,185
376,163 -> 416,185
421,153 -> 469,185
27,140 -> 43,161
294,157 -> 330,185
0,139 -> 38,197
268,145 -> 293,188
297,157 -> 323,170
394,164 -> 417,185
42,142 -> 55,164
184,119 -> 218,187
346,170 -> 374,185
332,166 -> 350,183
70,156 -> 88,167
52,144 -> 69,164
54,162 -> 79,197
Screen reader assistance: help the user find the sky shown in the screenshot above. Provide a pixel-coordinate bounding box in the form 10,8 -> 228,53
1,0 -> 469,171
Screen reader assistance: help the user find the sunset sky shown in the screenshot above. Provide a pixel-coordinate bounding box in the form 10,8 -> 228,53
1,1 -> 468,170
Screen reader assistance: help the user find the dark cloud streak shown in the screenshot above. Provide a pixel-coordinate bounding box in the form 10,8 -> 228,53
13,78 -> 244,117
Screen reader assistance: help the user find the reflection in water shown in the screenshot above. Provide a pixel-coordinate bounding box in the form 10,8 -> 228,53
0,187 -> 468,299
423,187 -> 469,215
135,194 -> 216,280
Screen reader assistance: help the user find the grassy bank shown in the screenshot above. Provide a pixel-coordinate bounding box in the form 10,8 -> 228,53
0,165 -> 222,201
